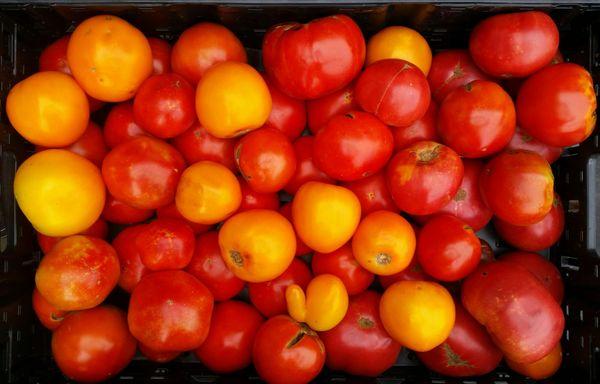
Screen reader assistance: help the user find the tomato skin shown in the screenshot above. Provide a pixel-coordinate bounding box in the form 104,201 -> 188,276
307,82 -> 358,134
469,11 -> 559,78
172,123 -> 236,171
263,75 -> 307,141
343,171 -> 396,217
32,288 -> 68,330
195,301 -> 264,373
253,315 -> 325,384
52,306 -> 137,382
147,37 -> 171,75
185,231 -> 245,302
263,15 -> 365,100
37,218 -> 108,254
156,203 -> 211,234
314,111 -> 394,182
104,102 -> 150,149
284,136 -> 332,195
102,194 -> 154,225
279,203 -> 313,256
392,100 -> 439,151
53,121 -> 107,166
112,225 -> 149,293
238,177 -> 280,212
428,50 -> 490,102
139,344 -> 180,363
319,290 -> 400,376
378,256 -> 431,288
507,342 -> 562,380
416,303 -> 502,377
135,218 -> 195,271
505,127 -> 562,164
366,26 -> 431,75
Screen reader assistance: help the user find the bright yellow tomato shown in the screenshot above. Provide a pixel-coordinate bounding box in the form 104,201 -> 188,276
366,26 -> 432,75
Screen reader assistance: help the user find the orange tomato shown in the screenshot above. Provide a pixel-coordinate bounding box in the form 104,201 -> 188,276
67,15 -> 152,102
219,209 -> 296,282
352,210 -> 416,276
380,280 -> 455,352
507,342 -> 562,380
14,150 -> 105,237
196,61 -> 272,138
292,182 -> 361,253
366,26 -> 432,75
176,161 -> 242,225
7,71 -> 89,147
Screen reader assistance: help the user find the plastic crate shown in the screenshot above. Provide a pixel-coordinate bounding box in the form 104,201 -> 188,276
0,2 -> 598,383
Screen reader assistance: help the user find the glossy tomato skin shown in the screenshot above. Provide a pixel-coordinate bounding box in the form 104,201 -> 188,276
253,315 -> 325,384
37,218 -> 108,254
469,11 -> 559,78
195,301 -> 264,373
392,100 -> 439,150
104,102 -> 150,149
263,75 -> 307,140
505,127 -> 562,164
355,59 -> 430,127
102,194 -> 154,225
185,231 -> 245,301
238,177 -> 280,212
32,288 -> 68,330
284,136 -> 333,195
156,203 -> 211,234
263,15 -> 365,100
320,291 -> 401,377
172,123 -> 236,171
378,256 -> 430,288
38,122 -> 108,166
312,243 -> 374,295
147,37 -> 171,74
112,225 -> 149,293
306,82 -> 358,134
314,111 -> 394,182
135,218 -> 195,271
279,202 -> 313,256
386,141 -> 464,215
343,171 -> 396,217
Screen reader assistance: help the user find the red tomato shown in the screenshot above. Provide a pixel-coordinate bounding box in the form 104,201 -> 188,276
416,302 -> 502,377
185,231 -> 245,301
238,177 -> 280,212
517,63 -> 596,147
102,137 -> 186,209
139,344 -> 180,363
32,288 -> 68,330
248,258 -> 312,317
103,102 -> 150,149
279,202 -> 313,256
501,51 -> 564,98
102,194 -> 154,224
386,141 -> 464,215
172,123 -> 237,171
311,243 -> 374,295
469,11 -> 559,77
306,82 -> 358,134
343,171 -> 396,217
128,270 -> 214,351
505,127 -> 562,164
263,75 -> 306,140
112,225 -> 149,293
392,100 -> 439,151
38,122 -> 108,166
355,59 -> 430,127
52,306 -> 136,382
133,73 -> 196,138
235,127 -> 296,193
135,218 -> 195,271
438,80 -> 516,158
263,15 -> 365,100
156,203 -> 211,234
253,315 -> 325,384
37,218 -> 108,254
284,136 -> 332,195
147,37 -> 171,74
320,291 -> 401,376
195,301 -> 264,373
378,256 -> 430,288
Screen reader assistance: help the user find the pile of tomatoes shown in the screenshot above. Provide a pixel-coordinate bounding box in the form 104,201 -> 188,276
7,9 -> 596,383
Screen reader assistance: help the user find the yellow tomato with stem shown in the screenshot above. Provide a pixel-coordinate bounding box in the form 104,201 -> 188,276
366,26 -> 432,75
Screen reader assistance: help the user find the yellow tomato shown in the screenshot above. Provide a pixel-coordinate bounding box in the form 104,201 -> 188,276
14,150 -> 105,237
366,26 -> 432,75
507,343 -> 562,380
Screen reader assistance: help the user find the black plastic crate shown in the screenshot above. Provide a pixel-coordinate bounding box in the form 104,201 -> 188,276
0,2 -> 599,383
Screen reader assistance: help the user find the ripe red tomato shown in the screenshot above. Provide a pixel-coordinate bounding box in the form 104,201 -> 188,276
391,100 -> 439,151
314,111 -> 394,181
112,225 -> 149,293
320,291 -> 401,377
32,288 -> 68,330
185,231 -> 245,301
135,218 -> 195,271
438,80 -> 516,158
139,344 -> 180,363
248,258 -> 312,317
102,137 -> 186,209
52,306 -> 137,382
133,73 -> 196,138
147,37 -> 171,74
343,171 -> 396,217
263,75 -> 306,140
103,102 -> 150,149
386,141 -> 464,215
355,59 -> 430,127
156,203 -> 211,234
279,202 -> 313,256
284,136 -> 332,195
102,194 -> 154,224
505,127 -> 562,164
38,122 -> 108,166
469,11 -> 559,77
238,177 -> 280,212
172,123 -> 236,171
37,218 -> 108,254
253,315 -> 325,384
235,127 -> 296,193
128,270 -> 214,351
311,243 -> 374,295
306,82 -> 358,134
195,301 -> 264,373
378,256 -> 430,288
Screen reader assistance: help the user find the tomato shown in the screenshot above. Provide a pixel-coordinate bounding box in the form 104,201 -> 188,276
68,15 -> 152,102
417,215 -> 481,281
355,59 -> 430,127
32,288 -> 68,330
416,302 -> 502,377
263,14 -> 365,100
366,26 -> 432,74
171,22 -> 247,85
517,63 -> 596,147
39,121 -> 108,166
103,102 -> 150,149
479,150 -> 554,226
186,231 -> 245,301
507,342 -> 562,380
500,252 -> 564,304
501,51 -> 564,98
235,127 -> 297,193
147,37 -> 171,74
128,270 -> 214,351
196,61 -> 271,138
313,111 -> 394,181
249,258 -> 313,318
7,71 -> 88,147
380,280 -> 455,352
279,203 -> 313,257
156,203 -> 211,234
343,172 -> 396,217
135,218 -> 195,271
263,75 -> 307,140
112,225 -> 149,293
386,141 -> 463,215
283,136 -> 332,195
52,306 -> 136,382
139,344 -> 180,363
175,161 -> 242,224
195,301 -> 264,373
461,261 -> 564,363
133,73 -> 196,138
293,182 -> 361,253
102,137 -> 185,210
307,82 -> 358,134
253,315 -> 325,384
238,177 -> 280,212
37,218 -> 108,254
391,100 -> 439,150
378,256 -> 430,288
15,150 -> 105,236
102,194 -> 154,225
311,243 -> 374,295
469,11 -> 559,77
505,127 -> 562,164
35,235 -> 119,311
219,209 -> 296,282
172,123 -> 237,171
320,291 -> 401,377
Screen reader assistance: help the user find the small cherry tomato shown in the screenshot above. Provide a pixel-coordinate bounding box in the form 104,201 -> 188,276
147,37 -> 171,74
37,218 -> 108,254
378,256 -> 431,288
103,102 -> 150,149
507,342 -> 562,380
279,203 -> 313,256
32,288 -> 68,330
139,344 -> 180,363
263,75 -> 307,140
102,194 -> 154,225
238,177 -> 280,212
366,26 -> 432,74
284,136 -> 332,195
112,225 -> 149,293
343,172 -> 396,217
172,123 -> 237,171
307,82 -> 358,134
505,127 -> 562,164
156,203 -> 211,234
135,218 -> 195,271
391,100 -> 439,151
312,243 -> 374,295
